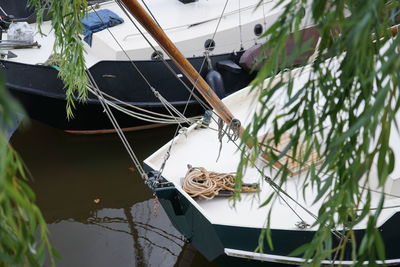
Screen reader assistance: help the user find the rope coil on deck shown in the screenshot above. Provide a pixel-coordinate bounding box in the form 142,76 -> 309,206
182,167 -> 258,200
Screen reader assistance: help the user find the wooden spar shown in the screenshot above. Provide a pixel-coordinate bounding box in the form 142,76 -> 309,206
115,5 -> 400,175
120,0 -> 286,171
119,0 -> 235,125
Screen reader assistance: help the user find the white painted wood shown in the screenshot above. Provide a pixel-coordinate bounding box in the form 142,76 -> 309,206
144,61 -> 400,232
224,248 -> 400,266
2,0 -> 291,68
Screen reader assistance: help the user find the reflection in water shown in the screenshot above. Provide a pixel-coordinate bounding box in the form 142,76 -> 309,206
11,120 -> 217,267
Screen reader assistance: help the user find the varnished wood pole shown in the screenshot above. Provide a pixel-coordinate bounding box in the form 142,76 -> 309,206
120,0 -> 288,173
120,0 -> 236,124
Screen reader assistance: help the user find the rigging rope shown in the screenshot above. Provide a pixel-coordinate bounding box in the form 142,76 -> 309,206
203,101 -> 345,236
87,70 -> 148,180
262,0 -> 267,29
0,6 -> 8,16
149,86 -> 193,126
113,0 -> 213,113
141,0 -> 162,28
86,85 -> 200,124
89,5 -> 195,126
114,0 -> 233,179
238,0 -> 243,49
88,1 -> 337,235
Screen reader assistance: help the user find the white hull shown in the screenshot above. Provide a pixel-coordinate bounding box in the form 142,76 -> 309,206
2,0 -> 289,67
144,62 -> 400,264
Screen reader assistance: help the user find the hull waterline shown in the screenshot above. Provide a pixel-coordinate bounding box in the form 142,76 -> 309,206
3,52 -> 253,133
149,179 -> 400,266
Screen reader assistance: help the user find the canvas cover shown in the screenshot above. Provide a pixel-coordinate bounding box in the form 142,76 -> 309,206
81,9 -> 124,46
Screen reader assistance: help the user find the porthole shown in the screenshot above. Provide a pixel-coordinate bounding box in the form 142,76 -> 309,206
151,50 -> 164,60
204,39 -> 216,51
254,24 -> 263,36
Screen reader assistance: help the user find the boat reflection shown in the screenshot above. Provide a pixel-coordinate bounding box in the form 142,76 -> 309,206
11,120 -> 216,267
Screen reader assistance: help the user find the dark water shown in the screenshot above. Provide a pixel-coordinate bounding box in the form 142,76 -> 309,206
11,120 -> 218,267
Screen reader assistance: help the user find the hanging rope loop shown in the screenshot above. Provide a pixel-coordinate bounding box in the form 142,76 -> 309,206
228,118 -> 241,141
216,118 -> 241,160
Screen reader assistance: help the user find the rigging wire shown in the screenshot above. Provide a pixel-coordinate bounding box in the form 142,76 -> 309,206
361,187 -> 400,199
120,3 -> 257,36
147,86 -> 191,128
114,0 -> 237,121
262,0 -> 267,29
88,0 -> 346,239
80,1 -> 363,250
0,6 -> 8,16
238,0 -> 243,49
86,85 -> 200,124
87,1 -> 234,183
88,87 -> 191,120
150,0 -> 232,178
113,0 -> 212,112
112,0 -> 233,178
221,124 -> 342,237
87,1 -> 330,231
86,70 -> 148,180
89,5 -> 193,125
141,0 -> 162,28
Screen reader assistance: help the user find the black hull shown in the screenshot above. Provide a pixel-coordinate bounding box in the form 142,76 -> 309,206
147,176 -> 400,266
2,52 -> 254,132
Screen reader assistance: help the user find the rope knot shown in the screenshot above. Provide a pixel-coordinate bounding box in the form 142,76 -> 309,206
216,118 -> 241,161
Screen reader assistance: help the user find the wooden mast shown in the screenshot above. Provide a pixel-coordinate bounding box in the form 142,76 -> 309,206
120,0 -> 286,172
119,0 -> 236,125
118,3 -> 400,175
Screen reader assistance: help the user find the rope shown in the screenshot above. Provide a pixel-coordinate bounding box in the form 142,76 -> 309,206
114,0 -> 213,112
87,70 -> 148,180
182,167 -> 258,200
141,0 -> 161,28
88,85 -> 200,125
86,85 -> 200,124
88,0 -> 329,233
262,0 -> 267,28
238,0 -> 243,49
216,117 -> 241,161
134,0 -> 232,180
0,6 -> 8,16
149,87 -> 193,126
89,5 -> 199,128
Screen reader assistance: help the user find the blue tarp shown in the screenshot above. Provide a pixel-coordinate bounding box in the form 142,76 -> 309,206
81,9 -> 124,46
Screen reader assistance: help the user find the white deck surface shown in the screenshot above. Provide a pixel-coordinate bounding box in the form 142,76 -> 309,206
2,0 -> 287,67
144,65 -> 400,231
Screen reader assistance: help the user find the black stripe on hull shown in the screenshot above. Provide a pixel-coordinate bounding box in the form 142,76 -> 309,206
150,180 -> 400,266
1,52 -> 254,131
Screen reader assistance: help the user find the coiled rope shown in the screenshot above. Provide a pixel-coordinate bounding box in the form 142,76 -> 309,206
182,167 -> 258,200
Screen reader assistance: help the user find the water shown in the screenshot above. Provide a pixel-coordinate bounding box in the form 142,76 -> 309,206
11,120 -> 218,267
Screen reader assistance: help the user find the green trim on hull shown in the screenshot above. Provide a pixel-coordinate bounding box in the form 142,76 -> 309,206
156,187 -> 225,261
143,167 -> 400,265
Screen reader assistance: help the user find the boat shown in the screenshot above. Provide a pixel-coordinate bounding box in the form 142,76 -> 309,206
0,0 -> 285,133
125,1 -> 400,266
143,68 -> 400,266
